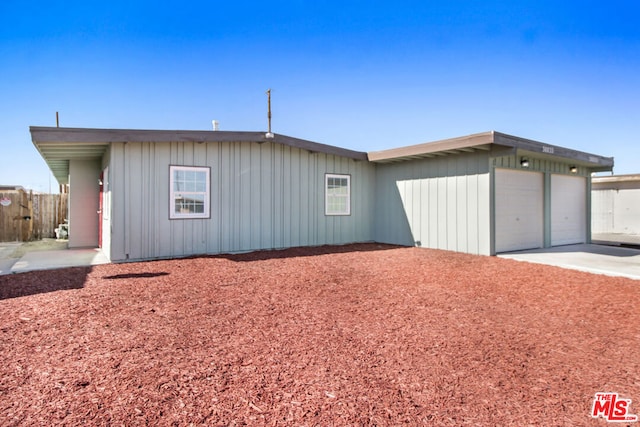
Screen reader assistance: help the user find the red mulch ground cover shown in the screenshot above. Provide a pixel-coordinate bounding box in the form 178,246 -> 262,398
0,243 -> 639,426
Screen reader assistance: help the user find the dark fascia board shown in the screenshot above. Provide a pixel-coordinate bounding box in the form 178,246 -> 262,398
368,131 -> 495,162
29,127 -> 368,161
368,130 -> 614,171
493,131 -> 614,170
31,127 -> 614,177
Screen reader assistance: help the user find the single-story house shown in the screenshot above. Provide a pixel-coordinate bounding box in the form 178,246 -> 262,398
591,174 -> 640,245
30,127 -> 613,261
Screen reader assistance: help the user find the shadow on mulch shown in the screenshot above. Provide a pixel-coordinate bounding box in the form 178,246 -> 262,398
214,243 -> 403,262
104,272 -> 169,280
0,266 -> 92,300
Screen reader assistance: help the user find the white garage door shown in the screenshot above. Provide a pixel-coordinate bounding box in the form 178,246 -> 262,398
495,169 -> 544,253
551,174 -> 586,246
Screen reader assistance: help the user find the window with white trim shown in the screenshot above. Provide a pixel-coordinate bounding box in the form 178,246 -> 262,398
325,174 -> 351,216
169,166 -> 210,219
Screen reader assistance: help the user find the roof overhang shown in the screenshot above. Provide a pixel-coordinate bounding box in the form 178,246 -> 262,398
31,129 -> 110,185
368,131 -> 495,163
592,174 -> 640,190
30,127 -> 369,185
31,127 -> 615,185
592,174 -> 640,183
367,130 -> 614,172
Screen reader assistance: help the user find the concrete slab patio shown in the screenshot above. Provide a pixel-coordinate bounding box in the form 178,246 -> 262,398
0,242 -> 23,275
0,240 -> 109,275
9,248 -> 110,273
498,243 -> 640,280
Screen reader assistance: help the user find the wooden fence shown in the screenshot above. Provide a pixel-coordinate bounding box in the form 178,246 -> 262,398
0,189 -> 68,242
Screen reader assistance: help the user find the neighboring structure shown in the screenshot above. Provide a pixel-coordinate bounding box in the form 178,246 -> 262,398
592,174 -> 640,246
0,185 -> 25,191
31,127 -> 613,261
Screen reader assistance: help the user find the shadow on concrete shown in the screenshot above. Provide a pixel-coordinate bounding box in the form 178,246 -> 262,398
0,266 -> 92,300
498,244 -> 640,280
502,243 -> 640,258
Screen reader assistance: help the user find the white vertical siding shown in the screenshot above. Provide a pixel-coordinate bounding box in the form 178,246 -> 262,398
109,141 -> 375,261
592,188 -> 640,235
614,189 -> 640,234
591,189 -> 614,234
374,152 -> 491,255
477,172 -> 491,255
437,177 -> 448,249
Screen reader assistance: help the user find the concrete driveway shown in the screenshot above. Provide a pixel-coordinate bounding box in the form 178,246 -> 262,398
498,243 -> 640,280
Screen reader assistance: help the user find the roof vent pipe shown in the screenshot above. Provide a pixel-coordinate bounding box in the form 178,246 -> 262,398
212,120 -> 219,131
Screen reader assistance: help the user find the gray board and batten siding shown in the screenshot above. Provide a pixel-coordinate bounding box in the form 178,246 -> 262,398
373,151 -> 492,255
108,136 -> 374,262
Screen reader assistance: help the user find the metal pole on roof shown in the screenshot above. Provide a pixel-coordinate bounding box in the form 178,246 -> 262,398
265,89 -> 274,138
56,112 -> 59,128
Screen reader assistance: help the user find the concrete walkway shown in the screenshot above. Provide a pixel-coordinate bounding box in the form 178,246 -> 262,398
0,242 -> 23,275
498,243 -> 640,281
0,242 -> 109,275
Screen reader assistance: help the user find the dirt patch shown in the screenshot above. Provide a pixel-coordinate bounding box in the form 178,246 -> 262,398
0,243 -> 638,425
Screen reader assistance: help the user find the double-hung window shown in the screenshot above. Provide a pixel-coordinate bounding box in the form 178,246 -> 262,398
325,174 -> 351,216
169,166 -> 210,219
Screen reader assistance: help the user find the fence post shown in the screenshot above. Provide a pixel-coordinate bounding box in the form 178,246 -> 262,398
28,190 -> 34,241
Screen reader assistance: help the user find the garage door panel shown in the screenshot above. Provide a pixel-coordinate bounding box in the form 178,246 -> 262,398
551,174 -> 586,246
495,169 -> 544,253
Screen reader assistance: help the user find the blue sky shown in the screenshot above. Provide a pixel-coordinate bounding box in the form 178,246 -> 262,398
1,0 -> 638,192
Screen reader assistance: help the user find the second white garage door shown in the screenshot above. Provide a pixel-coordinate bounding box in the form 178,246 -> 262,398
551,174 -> 586,246
495,169 -> 544,253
